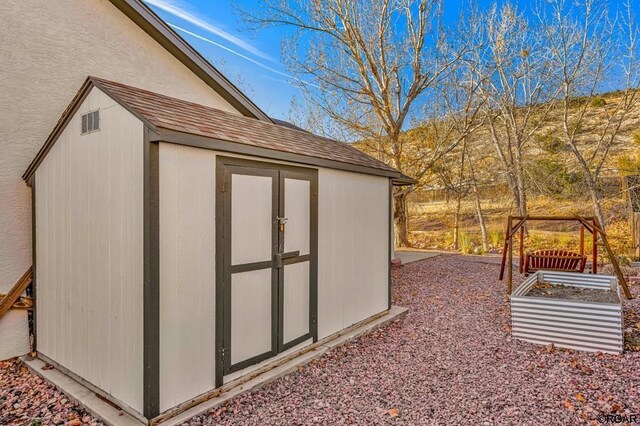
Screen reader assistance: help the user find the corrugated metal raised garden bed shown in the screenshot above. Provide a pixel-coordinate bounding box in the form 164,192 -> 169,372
510,271 -> 623,354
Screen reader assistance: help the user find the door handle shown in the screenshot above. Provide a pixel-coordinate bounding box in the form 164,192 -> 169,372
274,251 -> 300,268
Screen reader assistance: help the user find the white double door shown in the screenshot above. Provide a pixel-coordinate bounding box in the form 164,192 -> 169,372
216,157 -> 317,381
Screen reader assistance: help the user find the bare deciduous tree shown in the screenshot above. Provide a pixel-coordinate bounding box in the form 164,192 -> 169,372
466,141 -> 489,251
536,0 -> 640,227
470,3 -> 558,219
242,0 -> 465,246
245,0 -> 640,251
435,35 -> 487,249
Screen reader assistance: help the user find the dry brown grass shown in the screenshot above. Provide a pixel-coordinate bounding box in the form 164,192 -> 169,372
406,195 -> 635,261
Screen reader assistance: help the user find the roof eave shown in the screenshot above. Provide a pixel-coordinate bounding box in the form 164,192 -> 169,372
107,0 -> 272,123
151,128 -> 402,179
391,174 -> 418,186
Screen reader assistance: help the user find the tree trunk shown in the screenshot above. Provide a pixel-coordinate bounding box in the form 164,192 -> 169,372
394,191 -> 410,247
453,140 -> 467,251
514,149 -> 528,218
592,196 -> 606,230
570,147 -> 607,229
453,194 -> 462,250
488,132 -> 520,214
472,181 -> 489,251
585,173 -> 606,229
503,170 -> 520,213
467,152 -> 488,252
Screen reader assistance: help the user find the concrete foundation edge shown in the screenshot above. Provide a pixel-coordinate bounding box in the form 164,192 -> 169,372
21,305 -> 408,426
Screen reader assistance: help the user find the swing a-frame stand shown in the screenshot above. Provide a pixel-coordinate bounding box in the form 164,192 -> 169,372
498,215 -> 633,300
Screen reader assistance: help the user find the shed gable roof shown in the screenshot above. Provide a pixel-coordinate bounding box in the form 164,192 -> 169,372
23,77 -> 401,183
92,78 -> 398,174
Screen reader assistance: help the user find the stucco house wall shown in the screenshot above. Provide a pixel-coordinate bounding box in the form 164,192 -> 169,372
0,0 -> 242,360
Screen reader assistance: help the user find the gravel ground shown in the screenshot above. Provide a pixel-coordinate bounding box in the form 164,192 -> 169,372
186,255 -> 640,425
0,359 -> 101,425
2,254 -> 639,425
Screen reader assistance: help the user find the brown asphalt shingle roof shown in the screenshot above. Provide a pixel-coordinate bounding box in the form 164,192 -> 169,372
92,77 -> 398,175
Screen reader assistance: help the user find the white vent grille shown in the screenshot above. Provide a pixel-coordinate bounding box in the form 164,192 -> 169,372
81,110 -> 100,134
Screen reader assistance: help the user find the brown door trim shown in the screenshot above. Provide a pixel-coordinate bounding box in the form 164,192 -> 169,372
215,156 -> 318,387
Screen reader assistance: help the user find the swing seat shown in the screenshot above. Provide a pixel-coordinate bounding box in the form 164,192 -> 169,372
523,249 -> 587,274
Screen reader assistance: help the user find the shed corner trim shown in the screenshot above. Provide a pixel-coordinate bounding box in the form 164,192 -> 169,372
142,128 -> 160,418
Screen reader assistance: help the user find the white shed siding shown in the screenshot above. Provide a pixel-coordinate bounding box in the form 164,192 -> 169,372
159,143 -> 216,412
317,169 -> 389,339
0,0 -> 243,359
35,88 -> 144,411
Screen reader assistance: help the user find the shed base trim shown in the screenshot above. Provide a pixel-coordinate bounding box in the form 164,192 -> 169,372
21,306 -> 408,426
154,305 -> 408,425
21,355 -> 146,425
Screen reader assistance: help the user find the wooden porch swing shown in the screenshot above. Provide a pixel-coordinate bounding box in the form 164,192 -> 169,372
498,215 -> 633,299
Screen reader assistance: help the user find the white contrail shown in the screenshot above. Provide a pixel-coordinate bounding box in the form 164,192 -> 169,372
170,24 -> 288,77
144,0 -> 272,61
170,24 -> 321,89
260,74 -> 312,89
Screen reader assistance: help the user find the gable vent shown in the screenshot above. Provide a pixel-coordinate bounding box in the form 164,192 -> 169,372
81,110 -> 100,134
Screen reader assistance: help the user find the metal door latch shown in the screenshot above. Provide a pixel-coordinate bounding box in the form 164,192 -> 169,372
275,250 -> 299,268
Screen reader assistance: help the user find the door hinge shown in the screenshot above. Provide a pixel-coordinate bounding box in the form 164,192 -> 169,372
219,346 -> 228,363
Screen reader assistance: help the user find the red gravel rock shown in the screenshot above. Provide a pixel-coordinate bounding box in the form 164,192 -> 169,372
0,359 -> 102,426
186,255 -> 640,425
2,255 -> 638,425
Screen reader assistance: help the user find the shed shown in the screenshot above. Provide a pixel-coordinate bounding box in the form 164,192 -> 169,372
23,77 -> 405,422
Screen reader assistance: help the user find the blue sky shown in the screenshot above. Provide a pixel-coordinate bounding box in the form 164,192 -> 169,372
144,0 -> 640,120
144,0 -> 296,119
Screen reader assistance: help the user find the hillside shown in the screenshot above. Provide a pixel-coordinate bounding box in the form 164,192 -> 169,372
356,89 -> 640,261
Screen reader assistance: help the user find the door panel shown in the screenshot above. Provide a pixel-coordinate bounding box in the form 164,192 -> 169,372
230,269 -> 273,365
223,166 -> 278,375
283,261 -> 310,344
279,174 -> 314,349
231,174 -> 273,265
283,178 -> 310,255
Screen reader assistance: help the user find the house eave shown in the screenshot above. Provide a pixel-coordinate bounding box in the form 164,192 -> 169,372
107,0 -> 272,123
